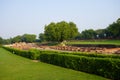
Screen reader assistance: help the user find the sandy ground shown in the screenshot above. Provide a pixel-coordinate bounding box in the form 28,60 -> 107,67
5,42 -> 120,54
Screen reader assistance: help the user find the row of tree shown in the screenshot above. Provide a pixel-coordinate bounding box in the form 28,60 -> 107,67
39,18 -> 120,41
0,34 -> 36,44
76,18 -> 120,40
0,18 -> 120,44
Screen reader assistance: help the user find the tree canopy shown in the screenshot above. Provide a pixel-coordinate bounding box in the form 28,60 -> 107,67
107,18 -> 120,39
81,29 -> 96,39
39,33 -> 45,42
12,35 -> 22,43
76,18 -> 120,40
22,34 -> 36,43
0,37 -> 3,44
44,21 -> 78,42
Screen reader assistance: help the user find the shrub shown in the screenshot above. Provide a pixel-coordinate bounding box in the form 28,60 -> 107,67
71,52 -> 120,59
29,49 -> 41,60
2,46 -> 40,60
40,53 -> 120,80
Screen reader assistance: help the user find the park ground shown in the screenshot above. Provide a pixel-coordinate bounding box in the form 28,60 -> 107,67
0,48 -> 108,80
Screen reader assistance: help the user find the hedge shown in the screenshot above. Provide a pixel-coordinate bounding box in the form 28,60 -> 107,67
2,46 -> 41,60
40,53 -> 120,80
70,52 -> 120,59
3,46 -> 120,60
37,50 -> 120,59
2,46 -> 59,60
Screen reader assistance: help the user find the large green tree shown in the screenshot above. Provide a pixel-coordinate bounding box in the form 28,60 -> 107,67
44,21 -> 78,42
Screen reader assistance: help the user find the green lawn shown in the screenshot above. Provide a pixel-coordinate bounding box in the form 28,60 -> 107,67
0,48 -> 108,80
67,40 -> 120,45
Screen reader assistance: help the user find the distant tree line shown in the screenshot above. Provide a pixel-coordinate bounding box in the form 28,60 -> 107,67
39,18 -> 120,42
0,34 -> 36,44
0,18 -> 120,44
75,18 -> 120,40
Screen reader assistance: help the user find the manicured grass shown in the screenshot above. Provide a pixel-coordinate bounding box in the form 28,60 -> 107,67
0,48 -> 108,80
67,40 -> 120,45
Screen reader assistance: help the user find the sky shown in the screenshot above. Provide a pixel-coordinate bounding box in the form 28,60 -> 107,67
0,0 -> 120,39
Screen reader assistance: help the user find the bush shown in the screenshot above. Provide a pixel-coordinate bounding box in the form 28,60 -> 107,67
40,53 -> 120,80
70,52 -> 120,59
3,46 -> 120,60
2,46 -> 41,60
29,49 -> 41,60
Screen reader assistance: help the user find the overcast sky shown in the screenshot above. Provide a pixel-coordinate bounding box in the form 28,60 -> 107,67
0,0 -> 120,39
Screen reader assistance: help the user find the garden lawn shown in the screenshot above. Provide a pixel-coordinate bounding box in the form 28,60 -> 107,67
0,48 -> 108,80
67,40 -> 120,45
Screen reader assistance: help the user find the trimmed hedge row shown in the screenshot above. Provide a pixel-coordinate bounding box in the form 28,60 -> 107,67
2,46 -> 41,60
2,46 -> 59,60
33,49 -> 120,59
49,51 -> 120,59
70,52 -> 120,59
40,53 -> 120,80
3,46 -> 120,60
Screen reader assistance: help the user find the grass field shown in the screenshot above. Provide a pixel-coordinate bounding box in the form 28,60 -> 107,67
67,40 -> 120,45
0,48 -> 108,80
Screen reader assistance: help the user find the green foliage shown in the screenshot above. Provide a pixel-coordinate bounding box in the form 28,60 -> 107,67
29,49 -> 41,59
2,38 -> 12,44
0,48 -> 107,80
40,53 -> 120,80
0,37 -> 3,44
81,29 -> 97,39
95,29 -> 107,39
71,52 -> 120,59
1,34 -> 37,44
39,33 -> 45,42
11,34 -> 37,43
107,20 -> 120,39
44,21 -> 78,42
75,18 -> 120,40
2,46 -> 40,60
22,34 -> 36,43
12,35 -> 22,43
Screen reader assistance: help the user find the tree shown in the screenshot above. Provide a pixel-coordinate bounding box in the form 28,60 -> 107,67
12,35 -> 22,43
56,21 -> 70,41
39,33 -> 45,42
69,22 -> 79,39
2,38 -> 12,44
95,29 -> 106,39
107,18 -> 120,39
75,32 -> 82,40
44,21 -> 78,42
0,37 -> 3,44
44,22 -> 56,41
22,34 -> 36,43
81,29 -> 96,39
